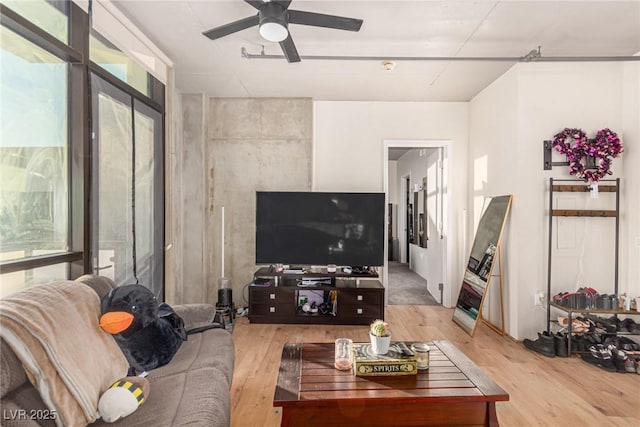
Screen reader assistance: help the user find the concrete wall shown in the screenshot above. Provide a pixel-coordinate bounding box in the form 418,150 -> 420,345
174,94 -> 207,303
205,98 -> 313,306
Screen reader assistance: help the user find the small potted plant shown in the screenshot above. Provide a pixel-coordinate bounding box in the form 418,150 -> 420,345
370,319 -> 391,355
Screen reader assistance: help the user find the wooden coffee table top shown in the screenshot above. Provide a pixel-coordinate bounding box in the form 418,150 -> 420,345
274,340 -> 509,406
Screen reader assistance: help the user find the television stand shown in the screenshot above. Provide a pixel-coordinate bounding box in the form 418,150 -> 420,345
248,267 -> 384,325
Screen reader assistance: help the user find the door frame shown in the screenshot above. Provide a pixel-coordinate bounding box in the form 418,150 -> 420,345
383,140 -> 451,305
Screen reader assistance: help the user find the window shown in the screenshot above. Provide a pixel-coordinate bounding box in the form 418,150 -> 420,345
90,30 -> 150,96
0,26 -> 68,296
0,2 -> 165,298
0,0 -> 68,43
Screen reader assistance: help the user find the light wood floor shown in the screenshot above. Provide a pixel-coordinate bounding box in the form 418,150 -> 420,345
230,305 -> 640,426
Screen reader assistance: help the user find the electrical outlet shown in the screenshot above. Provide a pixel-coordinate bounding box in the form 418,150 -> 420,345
534,291 -> 545,306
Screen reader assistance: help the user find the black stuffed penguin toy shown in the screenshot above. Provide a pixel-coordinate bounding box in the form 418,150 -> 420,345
99,285 -> 187,373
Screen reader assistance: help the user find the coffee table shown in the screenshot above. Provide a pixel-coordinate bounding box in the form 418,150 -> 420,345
273,340 -> 509,426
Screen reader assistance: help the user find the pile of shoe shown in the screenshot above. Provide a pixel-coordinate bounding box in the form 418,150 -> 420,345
557,316 -> 593,334
577,314 -> 640,334
523,332 -> 640,373
581,337 -> 640,373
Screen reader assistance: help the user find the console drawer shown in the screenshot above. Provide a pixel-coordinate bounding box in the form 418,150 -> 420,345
339,290 -> 383,306
249,303 -> 292,317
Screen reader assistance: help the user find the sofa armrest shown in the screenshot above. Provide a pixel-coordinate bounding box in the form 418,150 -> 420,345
173,304 -> 217,330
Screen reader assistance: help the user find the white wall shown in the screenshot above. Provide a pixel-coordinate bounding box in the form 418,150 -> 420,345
468,67 -> 519,335
622,61 -> 640,302
396,148 -> 444,302
388,160 -> 398,205
470,62 -> 636,340
313,102 -> 469,307
388,160 -> 399,260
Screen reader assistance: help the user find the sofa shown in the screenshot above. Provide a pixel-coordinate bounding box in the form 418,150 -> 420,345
0,276 -> 235,427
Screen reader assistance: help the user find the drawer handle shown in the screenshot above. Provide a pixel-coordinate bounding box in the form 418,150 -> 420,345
357,295 -> 363,301
269,307 -> 276,313
270,293 -> 276,300
357,308 -> 363,315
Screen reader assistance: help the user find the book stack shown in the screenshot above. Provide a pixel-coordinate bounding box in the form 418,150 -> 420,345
352,343 -> 417,377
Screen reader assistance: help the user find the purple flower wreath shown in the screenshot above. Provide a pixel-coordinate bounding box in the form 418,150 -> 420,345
552,127 -> 623,183
552,128 -> 588,176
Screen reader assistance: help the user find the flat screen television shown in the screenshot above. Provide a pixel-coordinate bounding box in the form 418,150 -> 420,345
256,191 -> 385,267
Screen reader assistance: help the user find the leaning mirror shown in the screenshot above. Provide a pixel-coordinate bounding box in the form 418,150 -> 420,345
453,195 -> 513,336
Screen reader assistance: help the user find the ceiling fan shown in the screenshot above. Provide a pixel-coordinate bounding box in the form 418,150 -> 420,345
202,0 -> 363,63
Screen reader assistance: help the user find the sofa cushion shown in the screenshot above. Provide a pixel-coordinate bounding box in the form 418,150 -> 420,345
90,327 -> 234,426
75,275 -> 117,299
1,383 -> 54,427
1,338 -> 27,398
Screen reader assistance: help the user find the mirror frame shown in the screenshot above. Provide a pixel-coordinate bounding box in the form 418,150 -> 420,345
452,195 -> 513,336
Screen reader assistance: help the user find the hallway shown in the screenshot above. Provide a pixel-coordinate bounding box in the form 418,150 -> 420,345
387,261 -> 438,305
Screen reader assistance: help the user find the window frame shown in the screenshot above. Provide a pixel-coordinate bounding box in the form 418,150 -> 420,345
0,2 -> 165,289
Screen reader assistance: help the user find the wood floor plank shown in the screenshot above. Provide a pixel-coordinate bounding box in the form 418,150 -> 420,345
230,305 -> 640,427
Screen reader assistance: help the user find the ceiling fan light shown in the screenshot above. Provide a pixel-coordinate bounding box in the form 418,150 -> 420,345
259,22 -> 288,42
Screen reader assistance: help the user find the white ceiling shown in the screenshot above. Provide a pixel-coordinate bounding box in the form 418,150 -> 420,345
112,0 -> 640,102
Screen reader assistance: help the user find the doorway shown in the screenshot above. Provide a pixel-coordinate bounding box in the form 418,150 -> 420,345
383,141 -> 450,306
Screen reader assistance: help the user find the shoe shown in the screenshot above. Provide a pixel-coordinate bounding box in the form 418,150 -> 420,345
554,332 -> 569,357
524,331 -> 556,357
621,318 -> 640,334
623,355 -> 636,373
584,333 -> 603,345
611,347 -> 629,373
581,344 -> 617,372
573,335 -> 588,353
602,336 -> 640,352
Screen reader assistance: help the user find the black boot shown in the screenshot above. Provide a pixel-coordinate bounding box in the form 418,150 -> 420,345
574,335 -> 588,353
524,331 -> 556,357
554,332 -> 569,357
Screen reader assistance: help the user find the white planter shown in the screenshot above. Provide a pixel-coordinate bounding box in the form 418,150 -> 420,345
370,332 -> 391,355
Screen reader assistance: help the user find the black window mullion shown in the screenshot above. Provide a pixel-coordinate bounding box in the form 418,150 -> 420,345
0,252 -> 83,275
69,1 -> 91,278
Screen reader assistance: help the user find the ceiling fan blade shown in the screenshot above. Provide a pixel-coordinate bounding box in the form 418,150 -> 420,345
279,34 -> 300,63
274,1 -> 293,8
245,0 -> 292,9
288,10 -> 363,32
244,0 -> 265,9
202,15 -> 259,40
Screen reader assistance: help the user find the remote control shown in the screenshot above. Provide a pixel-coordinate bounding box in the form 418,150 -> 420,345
396,342 -> 414,357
